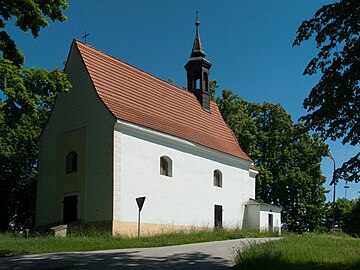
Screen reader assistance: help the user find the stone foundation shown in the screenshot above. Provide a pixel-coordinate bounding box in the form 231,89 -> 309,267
112,220 -> 208,237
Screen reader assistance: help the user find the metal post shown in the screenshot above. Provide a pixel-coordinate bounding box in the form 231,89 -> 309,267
138,209 -> 141,241
332,179 -> 336,229
135,196 -> 146,241
328,151 -> 336,229
344,180 -> 349,199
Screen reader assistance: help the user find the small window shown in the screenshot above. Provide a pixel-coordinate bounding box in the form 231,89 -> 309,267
213,170 -> 222,187
66,151 -> 78,174
160,156 -> 172,177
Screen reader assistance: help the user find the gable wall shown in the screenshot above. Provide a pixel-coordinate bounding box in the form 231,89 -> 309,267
36,44 -> 116,227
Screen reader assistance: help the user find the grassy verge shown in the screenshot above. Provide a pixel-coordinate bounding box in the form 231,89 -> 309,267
0,228 -> 278,256
235,233 -> 360,270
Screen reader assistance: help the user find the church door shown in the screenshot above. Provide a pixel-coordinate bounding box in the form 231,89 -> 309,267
63,195 -> 78,224
214,205 -> 223,228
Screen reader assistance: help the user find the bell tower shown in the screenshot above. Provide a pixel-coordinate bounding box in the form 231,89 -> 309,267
184,13 -> 212,112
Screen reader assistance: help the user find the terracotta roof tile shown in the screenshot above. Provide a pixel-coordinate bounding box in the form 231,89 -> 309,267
73,40 -> 252,162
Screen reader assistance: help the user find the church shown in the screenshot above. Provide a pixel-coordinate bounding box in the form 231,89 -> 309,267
35,17 -> 280,235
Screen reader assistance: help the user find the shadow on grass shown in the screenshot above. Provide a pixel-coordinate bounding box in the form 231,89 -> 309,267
0,250 -> 30,257
0,250 -> 231,270
234,252 -> 360,270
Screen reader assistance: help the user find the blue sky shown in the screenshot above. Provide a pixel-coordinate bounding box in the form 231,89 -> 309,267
6,0 -> 359,200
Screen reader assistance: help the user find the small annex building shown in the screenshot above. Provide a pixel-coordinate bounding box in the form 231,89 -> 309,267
36,18 -> 279,235
243,199 -> 282,234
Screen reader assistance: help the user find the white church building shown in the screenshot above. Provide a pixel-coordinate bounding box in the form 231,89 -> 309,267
35,18 -> 280,235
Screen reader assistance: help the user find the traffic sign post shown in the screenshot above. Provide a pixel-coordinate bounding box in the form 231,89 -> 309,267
136,196 -> 146,241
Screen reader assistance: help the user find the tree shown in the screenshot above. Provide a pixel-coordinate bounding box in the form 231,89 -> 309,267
217,89 -> 328,233
293,0 -> 360,183
0,0 -> 68,66
209,79 -> 219,101
323,197 -> 360,236
345,198 -> 360,236
0,1 -> 70,231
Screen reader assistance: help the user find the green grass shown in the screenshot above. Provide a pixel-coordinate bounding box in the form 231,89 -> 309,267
0,228 -> 277,256
235,233 -> 360,270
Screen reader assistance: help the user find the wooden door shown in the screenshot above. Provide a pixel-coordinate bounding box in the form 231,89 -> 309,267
268,213 -> 273,231
63,195 -> 78,224
214,205 -> 223,228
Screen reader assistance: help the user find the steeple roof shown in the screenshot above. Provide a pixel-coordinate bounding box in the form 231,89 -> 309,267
190,13 -> 206,58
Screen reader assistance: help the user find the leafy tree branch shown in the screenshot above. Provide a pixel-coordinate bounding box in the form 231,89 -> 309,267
293,0 -> 359,183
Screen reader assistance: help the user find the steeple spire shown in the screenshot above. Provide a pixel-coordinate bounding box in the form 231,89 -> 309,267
190,12 -> 206,58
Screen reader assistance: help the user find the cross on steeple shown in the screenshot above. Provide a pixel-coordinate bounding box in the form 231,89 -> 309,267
195,11 -> 200,35
82,31 -> 89,44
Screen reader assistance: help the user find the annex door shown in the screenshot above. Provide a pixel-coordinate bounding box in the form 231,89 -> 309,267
214,205 -> 223,228
63,195 -> 78,224
268,213 -> 273,231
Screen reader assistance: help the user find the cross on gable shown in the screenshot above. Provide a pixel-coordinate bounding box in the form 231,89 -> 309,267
82,31 -> 89,43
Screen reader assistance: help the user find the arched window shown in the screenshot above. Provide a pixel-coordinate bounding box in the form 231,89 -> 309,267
213,170 -> 222,187
160,156 -> 172,177
195,72 -> 201,90
66,151 -> 78,174
195,78 -> 200,90
203,72 -> 209,92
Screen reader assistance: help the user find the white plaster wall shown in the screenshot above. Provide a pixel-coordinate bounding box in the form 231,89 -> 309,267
36,43 -> 116,226
113,130 -> 122,221
114,122 -> 255,229
243,205 -> 260,229
248,171 -> 257,200
259,207 -> 282,232
274,212 -> 281,232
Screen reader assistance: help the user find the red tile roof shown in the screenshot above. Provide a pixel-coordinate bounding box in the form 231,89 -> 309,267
73,40 -> 252,162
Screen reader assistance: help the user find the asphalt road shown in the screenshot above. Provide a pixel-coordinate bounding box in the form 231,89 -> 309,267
0,237 -> 280,270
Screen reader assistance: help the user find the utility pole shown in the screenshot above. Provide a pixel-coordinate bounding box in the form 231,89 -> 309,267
328,150 -> 336,229
344,181 -> 349,199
